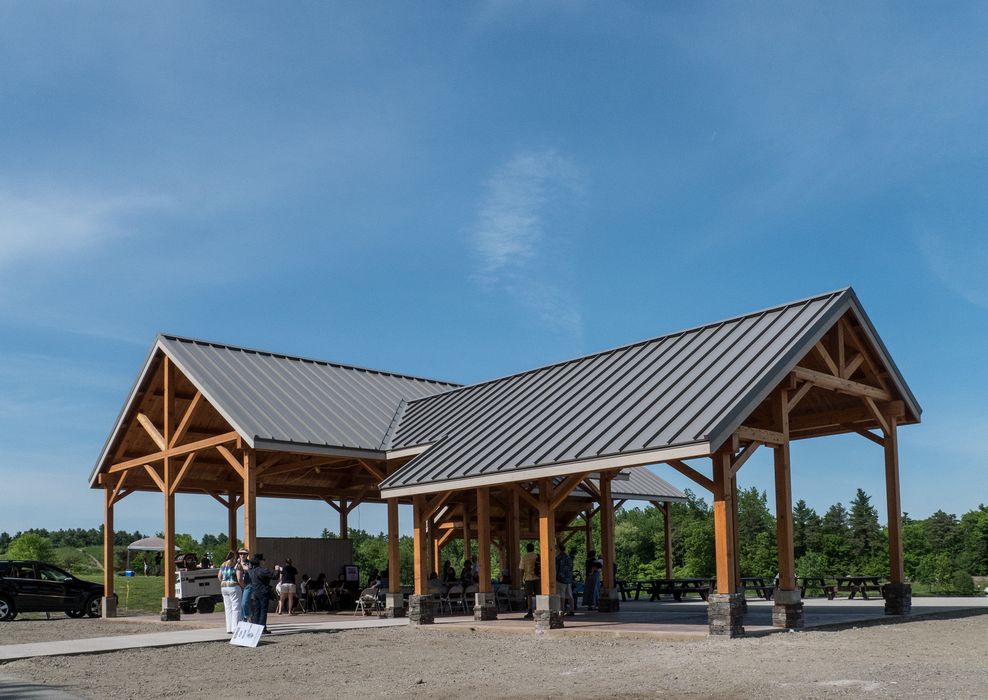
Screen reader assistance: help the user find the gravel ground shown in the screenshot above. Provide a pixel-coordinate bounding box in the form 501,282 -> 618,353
2,614 -> 987,698
0,618 -> 209,646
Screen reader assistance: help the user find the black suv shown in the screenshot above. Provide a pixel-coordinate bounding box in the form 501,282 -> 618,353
0,560 -> 106,620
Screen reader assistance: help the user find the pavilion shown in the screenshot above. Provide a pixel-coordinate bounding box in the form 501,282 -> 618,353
89,287 -> 919,636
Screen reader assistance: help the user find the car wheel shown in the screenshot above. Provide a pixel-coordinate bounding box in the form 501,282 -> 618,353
66,609 -> 85,618
0,596 -> 15,621
84,595 -> 102,618
180,601 -> 196,614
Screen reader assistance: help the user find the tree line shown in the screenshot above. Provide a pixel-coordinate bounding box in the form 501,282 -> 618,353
3,490 -> 986,595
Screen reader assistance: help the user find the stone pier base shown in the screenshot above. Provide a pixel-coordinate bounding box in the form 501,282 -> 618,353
534,594 -> 564,631
101,596 -> 117,619
708,593 -> 745,638
771,589 -> 803,629
884,583 -> 912,615
597,587 -> 620,612
474,592 -> 498,621
384,592 -> 406,618
408,594 -> 435,625
160,597 -> 181,622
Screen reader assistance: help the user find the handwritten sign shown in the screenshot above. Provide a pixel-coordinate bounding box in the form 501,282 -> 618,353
230,620 -> 264,647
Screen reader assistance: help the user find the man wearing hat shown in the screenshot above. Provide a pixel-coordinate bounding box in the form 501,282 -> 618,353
236,548 -> 252,620
248,553 -> 281,633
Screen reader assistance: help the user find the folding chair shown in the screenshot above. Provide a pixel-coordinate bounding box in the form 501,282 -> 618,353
354,587 -> 382,616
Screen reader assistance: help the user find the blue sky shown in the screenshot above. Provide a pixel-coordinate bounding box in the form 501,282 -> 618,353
1,2 -> 987,540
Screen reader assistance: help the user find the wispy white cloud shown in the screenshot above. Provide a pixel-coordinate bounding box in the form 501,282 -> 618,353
471,149 -> 585,340
0,189 -> 167,269
918,229 -> 988,310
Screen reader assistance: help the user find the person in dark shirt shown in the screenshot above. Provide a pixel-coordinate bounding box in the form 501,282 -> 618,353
248,554 -> 280,633
277,558 -> 299,615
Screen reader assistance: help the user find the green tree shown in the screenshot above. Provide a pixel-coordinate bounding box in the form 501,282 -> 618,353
793,499 -> 821,559
820,503 -> 850,574
7,532 -> 55,561
848,489 -> 884,574
737,487 -> 776,578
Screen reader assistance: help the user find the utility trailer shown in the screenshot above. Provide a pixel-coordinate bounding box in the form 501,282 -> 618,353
175,568 -> 222,614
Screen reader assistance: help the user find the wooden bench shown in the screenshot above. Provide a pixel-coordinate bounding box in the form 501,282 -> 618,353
741,577 -> 774,600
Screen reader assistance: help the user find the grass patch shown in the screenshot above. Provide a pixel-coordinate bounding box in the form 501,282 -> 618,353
77,573 -> 167,614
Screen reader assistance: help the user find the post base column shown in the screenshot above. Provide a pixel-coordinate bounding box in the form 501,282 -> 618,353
597,587 -> 620,612
534,594 -> 563,631
101,596 -> 117,618
708,593 -> 745,638
884,583 -> 912,615
160,597 -> 181,622
408,594 -> 434,625
384,592 -> 405,618
771,589 -> 803,629
474,592 -> 497,621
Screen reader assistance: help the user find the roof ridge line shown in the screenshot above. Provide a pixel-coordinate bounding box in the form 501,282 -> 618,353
379,399 -> 407,451
156,333 -> 461,388
404,287 -> 851,407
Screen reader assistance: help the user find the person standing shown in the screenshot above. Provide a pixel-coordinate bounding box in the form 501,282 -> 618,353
555,548 -> 575,616
248,554 -> 280,633
278,558 -> 299,615
520,543 -> 539,620
218,551 -> 242,634
236,548 -> 253,620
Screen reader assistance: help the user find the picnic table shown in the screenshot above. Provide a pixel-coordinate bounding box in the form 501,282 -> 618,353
797,576 -> 836,599
835,575 -> 887,600
741,576 -> 774,600
617,578 -> 711,601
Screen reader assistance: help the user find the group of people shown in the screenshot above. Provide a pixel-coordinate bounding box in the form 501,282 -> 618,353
519,544 -> 605,618
439,558 -> 481,587
217,549 -> 298,634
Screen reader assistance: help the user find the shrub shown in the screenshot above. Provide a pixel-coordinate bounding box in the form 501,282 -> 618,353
6,533 -> 55,562
951,570 -> 976,595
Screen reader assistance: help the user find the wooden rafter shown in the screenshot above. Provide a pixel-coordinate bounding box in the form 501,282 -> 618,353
509,482 -> 540,511
813,342 -> 840,376
861,396 -> 891,435
855,429 -> 886,447
730,441 -> 760,476
109,471 -> 130,506
550,472 -> 588,511
108,431 -> 239,474
424,491 -> 451,521
357,459 -> 386,482
787,381 -> 814,413
839,318 -> 891,391
580,478 -> 601,500
322,497 -> 342,513
665,459 -> 715,493
215,445 -> 246,480
844,353 -> 865,378
793,366 -> 892,402
136,413 -> 166,451
207,491 -> 231,508
736,425 -> 785,446
144,464 -> 165,492
168,391 -> 202,448
169,451 -> 198,496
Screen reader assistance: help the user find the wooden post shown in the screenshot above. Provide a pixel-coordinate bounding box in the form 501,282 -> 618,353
227,491 -> 238,550
477,487 -> 492,593
242,449 -> 256,553
462,498 -> 472,566
584,511 -> 594,552
508,489 -> 521,588
599,474 -> 615,590
712,447 -> 738,595
339,498 -> 348,539
387,498 -> 400,591
662,502 -> 673,580
538,478 -> 556,595
412,495 -> 428,595
431,519 -> 441,574
103,488 -> 114,600
162,357 -> 176,606
774,388 -> 796,591
885,416 -> 904,584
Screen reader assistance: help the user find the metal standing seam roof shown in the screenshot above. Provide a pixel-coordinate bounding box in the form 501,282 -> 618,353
378,288 -> 921,496
585,468 -> 687,503
90,335 -> 460,483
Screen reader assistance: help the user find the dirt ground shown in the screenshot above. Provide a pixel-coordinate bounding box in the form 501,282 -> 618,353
0,618 -> 185,646
3,612 -> 987,698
